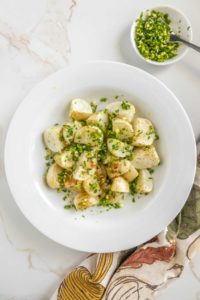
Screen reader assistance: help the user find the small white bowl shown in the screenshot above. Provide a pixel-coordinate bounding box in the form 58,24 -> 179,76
130,6 -> 192,66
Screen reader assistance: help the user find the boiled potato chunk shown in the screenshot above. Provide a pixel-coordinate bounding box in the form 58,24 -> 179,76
73,152 -> 97,181
63,121 -> 82,144
111,177 -> 129,193
46,163 -> 63,189
69,98 -> 92,120
74,192 -> 99,210
43,126 -> 65,153
64,178 -> 83,192
102,152 -> 117,165
112,118 -> 134,140
86,111 -> 108,131
107,159 -> 131,178
136,169 -> 153,194
83,177 -> 101,196
107,138 -> 132,158
74,126 -> 103,146
132,145 -> 160,169
133,118 -> 156,146
123,163 -> 138,182
106,101 -> 135,123
54,150 -> 74,170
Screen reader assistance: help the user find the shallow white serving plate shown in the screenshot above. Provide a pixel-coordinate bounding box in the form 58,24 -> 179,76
4,61 -> 196,252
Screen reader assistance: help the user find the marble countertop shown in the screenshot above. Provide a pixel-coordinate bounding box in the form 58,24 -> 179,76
0,0 -> 200,299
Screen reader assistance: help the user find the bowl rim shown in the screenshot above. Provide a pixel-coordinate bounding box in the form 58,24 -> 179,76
130,5 -> 193,66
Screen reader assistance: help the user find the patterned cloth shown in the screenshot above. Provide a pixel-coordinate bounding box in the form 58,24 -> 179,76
51,143 -> 200,300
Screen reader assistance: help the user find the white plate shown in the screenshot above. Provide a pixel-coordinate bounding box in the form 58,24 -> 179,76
4,61 -> 196,252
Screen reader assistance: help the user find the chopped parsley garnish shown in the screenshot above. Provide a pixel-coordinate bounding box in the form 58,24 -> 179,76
129,178 -> 138,202
98,198 -> 121,209
64,204 -> 73,209
44,148 -> 54,166
121,101 -> 131,110
58,170 -> 69,188
59,129 -> 65,142
135,10 -> 180,62
63,124 -> 73,138
100,97 -> 108,102
89,181 -> 99,193
90,101 -> 97,112
90,130 -> 103,143
147,168 -> 154,174
97,142 -> 107,162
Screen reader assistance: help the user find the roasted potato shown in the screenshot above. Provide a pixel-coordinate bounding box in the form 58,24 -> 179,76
133,118 -> 156,146
74,125 -> 103,146
111,177 -> 129,193
107,138 -> 132,158
73,151 -> 97,181
123,163 -> 138,182
136,169 -> 153,194
112,118 -> 134,140
69,98 -> 92,120
106,101 -> 135,122
83,177 -> 101,196
54,150 -> 74,170
107,159 -> 131,178
132,145 -> 160,169
43,126 -> 65,152
86,111 -> 108,131
74,192 -> 99,210
46,163 -> 63,189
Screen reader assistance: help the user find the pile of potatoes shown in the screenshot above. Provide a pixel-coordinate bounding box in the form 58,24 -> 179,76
43,98 -> 160,210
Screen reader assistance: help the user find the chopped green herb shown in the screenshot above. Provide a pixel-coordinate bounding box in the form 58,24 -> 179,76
187,26 -> 190,31
115,95 -> 119,99
44,148 -> 54,166
90,130 -> 103,143
147,168 -> 154,174
129,178 -> 138,199
63,124 -> 73,138
89,181 -> 99,193
121,101 -> 131,110
58,170 -> 69,188
100,97 -> 108,102
90,101 -> 97,112
64,204 -> 73,209
97,142 -> 107,162
135,10 -> 180,62
59,130 -> 65,142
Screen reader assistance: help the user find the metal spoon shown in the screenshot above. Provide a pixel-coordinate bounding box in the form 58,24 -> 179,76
170,32 -> 200,53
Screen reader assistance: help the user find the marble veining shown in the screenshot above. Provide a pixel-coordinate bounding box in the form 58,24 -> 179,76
0,209 -> 64,278
0,0 -> 78,70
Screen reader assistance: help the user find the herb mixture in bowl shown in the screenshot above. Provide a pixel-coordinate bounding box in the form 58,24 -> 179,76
43,98 -> 160,211
135,10 -> 180,62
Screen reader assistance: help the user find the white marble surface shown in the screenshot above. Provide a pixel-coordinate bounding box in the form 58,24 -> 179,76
0,0 -> 199,299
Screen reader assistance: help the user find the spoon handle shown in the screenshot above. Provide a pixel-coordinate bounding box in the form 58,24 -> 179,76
176,37 -> 200,53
